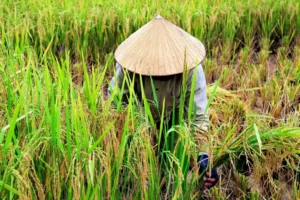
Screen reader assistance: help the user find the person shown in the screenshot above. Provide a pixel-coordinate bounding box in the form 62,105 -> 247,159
108,15 -> 219,190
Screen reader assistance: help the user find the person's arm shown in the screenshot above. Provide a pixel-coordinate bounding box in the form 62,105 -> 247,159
107,62 -> 129,100
185,64 -> 209,153
185,64 -> 219,189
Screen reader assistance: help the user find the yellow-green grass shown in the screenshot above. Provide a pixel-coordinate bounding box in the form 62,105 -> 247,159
0,0 -> 300,199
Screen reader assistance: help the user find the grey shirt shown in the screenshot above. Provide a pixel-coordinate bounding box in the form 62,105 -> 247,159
108,63 -> 209,134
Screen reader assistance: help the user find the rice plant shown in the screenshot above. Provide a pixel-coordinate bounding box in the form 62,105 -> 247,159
0,0 -> 299,199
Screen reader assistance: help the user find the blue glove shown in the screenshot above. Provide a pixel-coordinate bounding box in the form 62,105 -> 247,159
197,153 -> 219,188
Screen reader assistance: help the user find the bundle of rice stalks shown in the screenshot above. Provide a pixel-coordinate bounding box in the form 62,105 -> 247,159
206,83 -> 251,134
204,83 -> 300,195
212,124 -> 300,170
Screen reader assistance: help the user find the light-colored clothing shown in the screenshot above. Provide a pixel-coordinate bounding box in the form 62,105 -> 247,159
108,63 -> 209,152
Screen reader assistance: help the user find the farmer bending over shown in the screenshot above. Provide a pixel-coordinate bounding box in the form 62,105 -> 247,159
108,16 -> 219,190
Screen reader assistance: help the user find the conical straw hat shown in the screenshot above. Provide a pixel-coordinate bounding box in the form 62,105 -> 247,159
114,15 -> 206,76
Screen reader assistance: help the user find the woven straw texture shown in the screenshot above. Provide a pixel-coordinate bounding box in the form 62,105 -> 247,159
114,15 -> 206,76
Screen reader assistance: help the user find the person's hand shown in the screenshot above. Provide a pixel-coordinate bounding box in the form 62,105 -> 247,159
197,153 -> 219,190
203,171 -> 218,189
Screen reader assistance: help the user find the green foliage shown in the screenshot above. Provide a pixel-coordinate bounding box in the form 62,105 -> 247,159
0,0 -> 299,199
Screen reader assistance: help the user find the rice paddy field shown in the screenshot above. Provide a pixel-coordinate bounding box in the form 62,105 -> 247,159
1,0 -> 300,199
